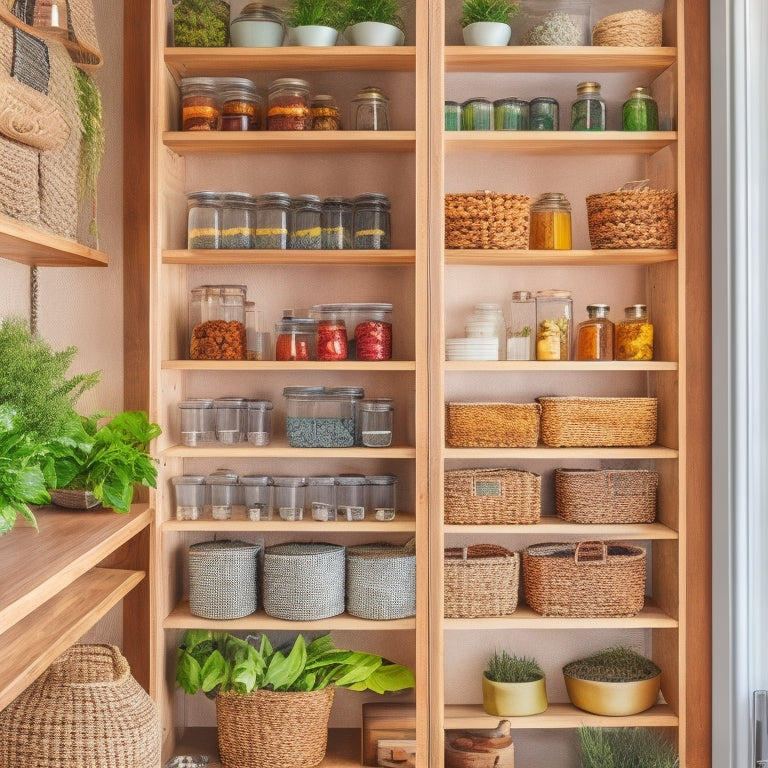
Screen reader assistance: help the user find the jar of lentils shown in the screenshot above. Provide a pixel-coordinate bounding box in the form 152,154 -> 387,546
267,77 -> 311,130
255,192 -> 291,249
353,193 -> 391,249
220,191 -> 256,249
321,197 -> 353,249
187,191 -> 221,249
290,194 -> 322,249
221,78 -> 263,130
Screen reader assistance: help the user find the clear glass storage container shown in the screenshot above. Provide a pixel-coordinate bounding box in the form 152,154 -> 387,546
241,475 -> 272,520
352,193 -> 391,250
206,469 -> 240,520
245,302 -> 272,360
335,476 -> 367,521
177,398 -> 216,446
575,303 -> 614,360
622,86 -> 659,131
615,304 -> 654,360
530,96 -> 559,130
254,192 -> 290,249
461,97 -> 492,130
220,191 -> 256,249
274,316 -> 318,360
246,399 -> 272,446
535,289 -> 573,360
220,78 -> 262,130
356,398 -> 394,447
189,285 -> 247,360
350,86 -> 390,130
493,98 -> 529,130
306,476 -> 336,521
171,475 -> 206,520
180,77 -> 221,131
213,397 -> 248,444
366,475 -> 397,521
311,94 -> 342,130
272,476 -> 306,521
309,302 -> 393,361
529,192 -> 572,250
321,197 -> 353,249
187,191 -> 221,250
506,290 -> 536,360
267,77 -> 311,130
571,81 -> 606,131
283,386 -> 361,448
289,194 -> 322,249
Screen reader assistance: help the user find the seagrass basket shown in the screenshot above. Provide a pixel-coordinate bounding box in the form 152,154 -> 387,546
555,468 -> 659,524
0,644 -> 160,768
444,467 -> 541,525
48,488 -> 102,509
591,9 -> 662,47
445,402 -> 541,448
216,687 -> 334,768
444,544 -> 520,618
538,396 -> 657,447
445,191 -> 531,250
523,541 -> 646,617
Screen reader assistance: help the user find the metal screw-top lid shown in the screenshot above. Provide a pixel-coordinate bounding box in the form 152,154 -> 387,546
624,303 -> 648,318
576,81 -> 601,94
586,303 -> 611,317
353,86 -> 389,102
268,77 -> 310,93
628,86 -> 653,99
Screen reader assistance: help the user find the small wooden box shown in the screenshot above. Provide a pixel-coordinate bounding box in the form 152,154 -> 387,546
377,739 -> 417,768
362,702 -> 416,766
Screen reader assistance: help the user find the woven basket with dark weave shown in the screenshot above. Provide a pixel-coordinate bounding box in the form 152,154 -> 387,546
523,541 -> 646,617
444,544 -> 520,618
446,402 -> 541,448
445,191 -> 531,249
591,9 -> 662,47
48,488 -> 102,509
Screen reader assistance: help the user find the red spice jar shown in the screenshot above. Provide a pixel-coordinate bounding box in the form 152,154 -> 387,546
274,317 -> 317,360
267,78 -> 311,131
317,320 -> 348,361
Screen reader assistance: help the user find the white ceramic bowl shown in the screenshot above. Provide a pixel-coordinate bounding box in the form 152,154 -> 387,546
346,21 -> 405,46
462,21 -> 512,46
230,18 -> 285,47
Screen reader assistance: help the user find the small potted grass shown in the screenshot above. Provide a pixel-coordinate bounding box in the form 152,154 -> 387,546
460,0 -> 519,46
285,0 -> 344,46
481,650 -> 547,716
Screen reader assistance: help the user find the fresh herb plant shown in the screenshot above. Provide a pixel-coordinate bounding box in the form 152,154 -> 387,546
578,726 -> 679,768
341,0 -> 404,30
176,630 -> 416,696
484,650 -> 544,683
459,0 -> 519,27
563,646 -> 660,683
285,0 -> 344,29
172,0 -> 230,46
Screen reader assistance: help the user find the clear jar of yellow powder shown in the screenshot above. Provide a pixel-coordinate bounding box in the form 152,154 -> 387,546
529,192 -> 572,250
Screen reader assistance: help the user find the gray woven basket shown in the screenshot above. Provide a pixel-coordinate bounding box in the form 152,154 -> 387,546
263,542 -> 345,620
189,539 -> 261,620
345,542 -> 416,620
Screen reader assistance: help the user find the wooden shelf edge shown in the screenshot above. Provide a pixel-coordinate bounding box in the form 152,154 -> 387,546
443,360 -> 677,371
443,520 -> 678,539
443,445 -> 679,460
161,359 -> 417,371
445,248 -> 677,266
160,442 -> 417,459
163,248 -> 416,265
0,567 -> 145,710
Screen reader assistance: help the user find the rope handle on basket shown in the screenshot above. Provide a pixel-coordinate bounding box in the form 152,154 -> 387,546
574,540 -> 608,565
446,544 -> 514,561
617,179 -> 650,192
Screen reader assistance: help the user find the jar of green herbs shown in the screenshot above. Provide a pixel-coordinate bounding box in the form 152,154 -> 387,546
622,87 -> 659,131
570,81 -> 605,131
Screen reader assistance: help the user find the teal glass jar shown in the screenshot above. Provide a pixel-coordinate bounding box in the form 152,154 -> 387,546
445,100 -> 462,131
494,98 -> 529,130
530,96 -> 559,130
461,97 -> 493,130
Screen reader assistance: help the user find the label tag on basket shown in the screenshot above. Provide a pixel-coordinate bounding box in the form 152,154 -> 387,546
474,479 -> 501,497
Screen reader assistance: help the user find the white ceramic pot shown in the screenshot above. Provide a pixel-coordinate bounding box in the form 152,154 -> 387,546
346,21 -> 405,46
462,21 -> 512,46
230,19 -> 285,47
289,25 -> 338,46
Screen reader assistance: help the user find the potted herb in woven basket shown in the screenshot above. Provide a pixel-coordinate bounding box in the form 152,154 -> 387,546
460,0 -> 519,46
481,650 -> 547,716
176,630 -> 415,768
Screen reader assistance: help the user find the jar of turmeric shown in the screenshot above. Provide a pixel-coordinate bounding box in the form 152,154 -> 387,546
616,304 -> 654,360
576,304 -> 614,360
529,192 -> 572,250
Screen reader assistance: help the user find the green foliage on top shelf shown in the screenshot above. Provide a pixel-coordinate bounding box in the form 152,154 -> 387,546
563,646 -> 660,683
459,0 -> 519,27
285,0 -> 345,28
341,0 -> 404,30
172,0 -> 230,47
484,650 -> 544,683
578,726 -> 679,768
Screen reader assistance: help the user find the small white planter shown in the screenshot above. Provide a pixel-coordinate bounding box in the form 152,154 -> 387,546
230,19 -> 285,47
289,25 -> 338,46
345,21 -> 405,46
462,21 -> 512,46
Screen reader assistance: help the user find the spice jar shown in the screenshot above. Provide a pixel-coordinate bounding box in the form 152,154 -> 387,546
576,303 -> 614,360
622,86 -> 659,131
189,285 -> 247,360
529,192 -> 572,250
241,475 -> 272,520
615,304 -> 654,360
461,97 -> 493,130
254,192 -> 290,249
351,86 -> 390,130
306,476 -> 336,521
221,78 -> 263,130
571,81 -> 606,131
321,197 -> 352,249
187,191 -> 221,249
317,319 -> 348,361
275,316 -> 318,360
246,399 -> 272,446
180,77 -> 221,131
493,98 -> 529,130
272,476 -> 306,521
220,191 -> 256,249
267,78 -> 311,130
311,94 -> 342,130
356,398 -> 394,447
171,475 -> 206,521
177,398 -> 216,446
335,476 -> 367,521
289,194 -> 322,249
535,289 -> 572,360
206,469 -> 240,520
366,475 -> 397,521
445,100 -> 461,131
213,397 -> 248,444
245,301 -> 272,360
530,96 -> 559,130
506,290 -> 536,360
353,192 -> 391,249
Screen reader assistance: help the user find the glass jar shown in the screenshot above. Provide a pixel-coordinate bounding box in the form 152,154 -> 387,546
317,319 -> 348,361
241,475 -> 272,520
535,289 -> 573,360
187,191 -> 221,249
289,194 -> 322,249
576,303 -> 614,360
189,285 -> 247,360
245,302 -> 272,360
622,86 -> 659,131
321,197 -> 353,249
571,81 -> 606,131
356,399 -> 394,447
271,476 -> 306,521
529,192 -> 572,250
283,386 -> 361,448
177,398 -> 216,446
353,304 -> 393,360
530,96 -> 559,130
213,397 -> 248,444
206,469 -> 240,520
230,3 -> 285,47
267,77 -> 311,131
220,192 -> 256,249
506,290 -> 536,360
468,302 -> 507,361
171,475 -> 206,520
246,399 -> 272,446
615,304 -> 654,360
220,78 -> 262,130
461,97 -> 493,130
366,475 -> 397,521
311,94 -> 342,130
274,316 -> 318,360
180,77 -> 221,131
350,86 -> 390,130
444,100 -> 461,131
353,193 -> 391,250
306,476 -> 336,521
493,98 -> 529,130
254,192 -> 290,249
335,476 -> 367,521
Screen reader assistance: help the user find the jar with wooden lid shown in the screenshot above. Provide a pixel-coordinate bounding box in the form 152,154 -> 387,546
575,303 -> 614,360
529,192 -> 572,250
615,304 -> 654,360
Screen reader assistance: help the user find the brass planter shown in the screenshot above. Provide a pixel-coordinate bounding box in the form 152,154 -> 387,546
564,673 -> 661,716
481,673 -> 548,716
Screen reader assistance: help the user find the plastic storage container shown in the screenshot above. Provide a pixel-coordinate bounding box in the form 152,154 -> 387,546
306,476 -> 336,521
274,316 -> 318,360
535,289 -> 573,360
171,475 -> 206,520
177,398 -> 216,446
283,386 -> 361,448
267,77 -> 311,130
246,399 -> 272,446
506,290 -> 536,360
356,398 -> 394,447
206,469 -> 240,520
335,475 -> 367,520
366,475 -> 397,520
187,191 -> 221,249
272,476 -> 306,521
241,475 -> 272,520
316,318 -> 348,361
189,285 -> 247,361
180,77 -> 221,131
213,397 -> 248,444
352,193 -> 391,250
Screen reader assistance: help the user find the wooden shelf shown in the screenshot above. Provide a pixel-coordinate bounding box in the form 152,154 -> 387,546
161,439 -> 417,459
444,520 -> 678,539
444,248 -> 677,266
443,445 -> 679,460
162,359 -> 417,371
163,248 -> 416,265
444,360 -> 677,372
0,214 -> 108,268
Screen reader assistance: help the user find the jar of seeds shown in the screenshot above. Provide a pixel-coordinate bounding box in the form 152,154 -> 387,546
321,197 -> 353,249
220,78 -> 262,130
171,475 -> 206,521
267,77 -> 311,130
311,94 -> 342,130
221,191 -> 256,249
289,194 -> 322,249
246,399 -> 272,446
353,192 -> 391,249
187,191 -> 221,249
180,77 -> 221,131
254,192 -> 290,249
178,398 -> 216,446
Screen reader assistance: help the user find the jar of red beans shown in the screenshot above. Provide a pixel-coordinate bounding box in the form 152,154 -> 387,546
267,78 -> 311,131
274,316 -> 318,360
353,303 -> 393,360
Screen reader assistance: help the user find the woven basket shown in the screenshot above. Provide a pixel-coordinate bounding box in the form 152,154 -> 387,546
444,544 -> 520,618
523,541 -> 646,617
216,687 -> 334,768
263,542 -> 345,620
555,468 -> 659,524
444,467 -> 541,525
445,402 -> 541,448
592,9 -> 662,47
586,188 -> 677,249
346,541 -> 416,620
188,539 -> 261,620
538,396 -> 657,447
0,644 -> 160,768
445,191 -> 531,250
49,488 -> 102,509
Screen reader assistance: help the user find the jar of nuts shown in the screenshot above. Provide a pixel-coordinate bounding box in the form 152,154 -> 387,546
189,285 -> 248,361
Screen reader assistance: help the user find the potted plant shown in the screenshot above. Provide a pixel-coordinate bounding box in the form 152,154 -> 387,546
562,646 -> 662,716
285,0 -> 343,46
481,650 -> 547,716
578,726 -> 679,768
176,630 -> 415,768
459,0 -> 519,46
341,0 -> 405,46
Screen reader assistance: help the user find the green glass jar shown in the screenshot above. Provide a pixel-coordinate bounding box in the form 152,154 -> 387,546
570,81 -> 606,131
493,98 -> 529,130
622,87 -> 660,131
461,98 -> 493,131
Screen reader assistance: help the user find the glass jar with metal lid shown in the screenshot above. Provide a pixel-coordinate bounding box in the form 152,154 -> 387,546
571,81 -> 606,131
267,77 -> 311,130
335,475 -> 367,520
254,192 -> 290,249
529,192 -> 572,250
274,316 -> 318,360
615,304 -> 654,360
187,191 -> 221,249
461,97 -> 493,130
366,475 -> 397,521
230,3 -> 285,47
622,86 -> 659,131
506,290 -> 536,360
189,285 -> 247,360
353,193 -> 391,250
535,289 -> 573,360
289,194 -> 322,249
350,86 -> 390,130
575,303 -> 614,360
311,94 -> 342,130
321,197 -> 353,249
306,476 -> 336,521
282,386 -> 361,448
220,192 -> 256,249
530,96 -> 559,130
219,77 -> 263,130
493,98 -> 529,130
180,77 -> 221,131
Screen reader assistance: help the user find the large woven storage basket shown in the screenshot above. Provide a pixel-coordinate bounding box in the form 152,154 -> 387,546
346,541 -> 416,620
444,467 -> 541,525
263,542 -> 345,620
538,396 -> 657,447
586,188 -> 677,249
444,544 -> 520,618
445,191 -> 531,250
216,687 -> 334,768
0,644 -> 160,768
555,468 -> 659,524
446,402 -> 541,448
523,541 -> 646,617
189,539 -> 261,619
592,9 -> 662,47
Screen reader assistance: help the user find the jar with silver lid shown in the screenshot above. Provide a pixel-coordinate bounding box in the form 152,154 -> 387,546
350,86 -> 390,130
206,469 -> 240,520
219,77 -> 262,130
306,476 -> 336,521
178,398 -> 216,446
321,197 -> 353,249
187,191 -> 221,249
335,476 -> 367,521
290,194 -> 322,249
571,81 -> 606,131
241,475 -> 272,520
171,475 -> 206,521
220,191 -> 256,249
230,3 -> 285,47
180,77 -> 221,131
214,397 -> 248,445
267,77 -> 311,131
353,192 -> 391,249
255,192 -> 290,249
356,398 -> 394,447
366,475 -> 397,521
272,476 -> 306,521
311,94 -> 342,130
493,97 -> 529,130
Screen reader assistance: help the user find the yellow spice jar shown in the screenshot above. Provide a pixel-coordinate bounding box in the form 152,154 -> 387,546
615,304 -> 654,360
529,192 -> 572,250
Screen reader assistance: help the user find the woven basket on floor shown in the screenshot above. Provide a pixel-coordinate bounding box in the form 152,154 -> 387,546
216,687 -> 334,768
0,644 -> 160,768
445,191 -> 531,249
444,544 -> 520,618
592,9 -> 662,47
444,467 -> 541,525
555,468 -> 659,524
523,541 -> 646,617
538,396 -> 657,447
446,402 -> 541,448
586,188 -> 677,249
48,488 -> 102,509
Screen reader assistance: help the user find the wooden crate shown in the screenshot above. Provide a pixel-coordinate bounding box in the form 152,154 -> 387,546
362,702 -> 416,766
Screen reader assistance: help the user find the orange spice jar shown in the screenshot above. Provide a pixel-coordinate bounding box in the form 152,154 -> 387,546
575,303 -> 614,360
529,192 -> 572,250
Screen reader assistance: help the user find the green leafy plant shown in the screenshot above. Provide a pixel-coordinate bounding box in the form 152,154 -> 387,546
74,68 -> 105,239
176,630 -> 415,696
484,650 -> 544,683
341,0 -> 404,30
172,0 -> 231,46
459,0 -> 519,27
578,726 -> 679,768
563,646 -> 660,683
285,0 -> 344,28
